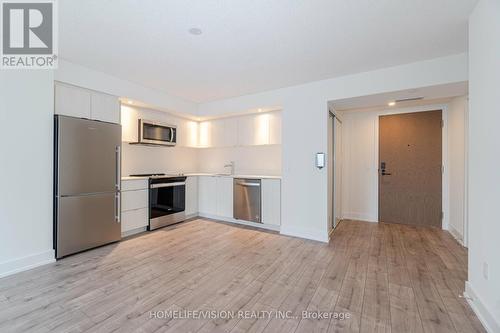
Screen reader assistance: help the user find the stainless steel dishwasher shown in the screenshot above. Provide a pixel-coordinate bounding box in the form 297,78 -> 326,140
233,178 -> 262,223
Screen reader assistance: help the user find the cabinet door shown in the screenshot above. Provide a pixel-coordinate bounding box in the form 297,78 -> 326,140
238,113 -> 271,146
198,176 -> 217,215
262,179 -> 281,226
121,208 -> 148,232
269,112 -> 282,145
185,176 -> 198,216
216,177 -> 233,218
210,119 -> 225,147
122,189 -> 148,211
237,115 -> 255,146
55,83 -> 91,119
91,92 -> 120,124
223,118 -> 238,147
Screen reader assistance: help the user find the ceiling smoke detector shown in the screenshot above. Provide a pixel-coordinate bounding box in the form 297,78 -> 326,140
188,28 -> 203,35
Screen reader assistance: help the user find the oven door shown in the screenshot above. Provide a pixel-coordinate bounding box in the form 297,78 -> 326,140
149,179 -> 186,230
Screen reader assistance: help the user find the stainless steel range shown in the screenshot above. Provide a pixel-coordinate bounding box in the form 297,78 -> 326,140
129,173 -> 187,230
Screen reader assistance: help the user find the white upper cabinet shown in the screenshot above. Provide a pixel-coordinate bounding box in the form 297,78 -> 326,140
91,92 -> 120,124
237,115 -> 256,146
55,83 -> 91,119
236,112 -> 278,147
269,111 -> 282,145
210,119 -> 225,147
55,82 -> 120,124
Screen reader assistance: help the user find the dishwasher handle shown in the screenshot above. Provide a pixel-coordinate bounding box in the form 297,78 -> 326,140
236,181 -> 261,187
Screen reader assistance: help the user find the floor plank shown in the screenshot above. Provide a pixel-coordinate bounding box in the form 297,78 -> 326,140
0,219 -> 486,333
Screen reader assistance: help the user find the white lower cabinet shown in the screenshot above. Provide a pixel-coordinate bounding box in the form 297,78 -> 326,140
216,177 -> 233,218
198,176 -> 233,219
198,176 -> 217,215
122,208 -> 148,232
122,189 -> 148,211
121,179 -> 149,235
261,179 -> 281,226
185,176 -> 198,216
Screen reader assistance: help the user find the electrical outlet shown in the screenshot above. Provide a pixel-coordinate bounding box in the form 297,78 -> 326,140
483,262 -> 489,280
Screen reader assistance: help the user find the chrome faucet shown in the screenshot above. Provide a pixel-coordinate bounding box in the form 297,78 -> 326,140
224,161 -> 235,175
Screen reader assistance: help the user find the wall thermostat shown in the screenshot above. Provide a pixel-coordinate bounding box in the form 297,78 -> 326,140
316,152 -> 325,169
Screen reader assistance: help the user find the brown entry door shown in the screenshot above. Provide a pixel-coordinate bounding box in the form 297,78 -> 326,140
379,110 -> 442,227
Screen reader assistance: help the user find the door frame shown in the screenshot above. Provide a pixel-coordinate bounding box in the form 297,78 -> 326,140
375,104 -> 449,230
328,109 -> 343,238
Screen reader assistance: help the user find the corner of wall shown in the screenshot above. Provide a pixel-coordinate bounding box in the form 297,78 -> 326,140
280,225 -> 329,243
465,282 -> 500,333
0,250 -> 55,279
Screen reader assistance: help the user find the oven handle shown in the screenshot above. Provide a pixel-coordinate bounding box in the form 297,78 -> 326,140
151,182 -> 186,189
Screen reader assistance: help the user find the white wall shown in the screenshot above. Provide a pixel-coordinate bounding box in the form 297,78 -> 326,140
0,71 -> 55,277
448,96 -> 467,244
197,145 -> 282,176
467,0 -> 500,331
198,53 -> 468,242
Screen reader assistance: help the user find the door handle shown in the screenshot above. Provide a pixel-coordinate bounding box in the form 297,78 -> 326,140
115,146 -> 121,190
237,182 -> 261,187
381,170 -> 392,176
115,193 -> 121,223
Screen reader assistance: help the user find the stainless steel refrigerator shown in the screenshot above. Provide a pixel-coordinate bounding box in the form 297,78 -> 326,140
54,115 -> 121,259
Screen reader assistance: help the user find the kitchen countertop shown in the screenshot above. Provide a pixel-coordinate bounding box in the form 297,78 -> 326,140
122,173 -> 281,181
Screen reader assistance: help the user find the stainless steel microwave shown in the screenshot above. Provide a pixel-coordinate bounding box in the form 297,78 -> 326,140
138,119 -> 177,146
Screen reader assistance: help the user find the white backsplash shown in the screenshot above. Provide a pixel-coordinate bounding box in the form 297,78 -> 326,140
196,145 -> 282,176
121,144 -> 198,176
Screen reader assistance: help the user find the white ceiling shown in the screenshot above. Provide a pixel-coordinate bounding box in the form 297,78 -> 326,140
330,82 -> 468,111
59,0 -> 477,103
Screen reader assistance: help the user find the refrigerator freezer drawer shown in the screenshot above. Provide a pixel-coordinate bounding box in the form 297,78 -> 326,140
56,192 -> 121,258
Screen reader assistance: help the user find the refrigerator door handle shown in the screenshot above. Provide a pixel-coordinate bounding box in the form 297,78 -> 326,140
115,192 -> 121,223
115,145 -> 121,190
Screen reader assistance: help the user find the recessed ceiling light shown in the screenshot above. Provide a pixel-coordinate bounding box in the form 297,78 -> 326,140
258,108 -> 263,112
188,28 -> 202,35
388,101 -> 396,106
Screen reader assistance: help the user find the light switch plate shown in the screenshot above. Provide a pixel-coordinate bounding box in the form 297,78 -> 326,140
316,152 -> 325,169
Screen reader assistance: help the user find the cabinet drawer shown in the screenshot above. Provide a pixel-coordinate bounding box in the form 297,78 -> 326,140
121,208 -> 148,232
122,189 -> 148,211
122,179 -> 148,191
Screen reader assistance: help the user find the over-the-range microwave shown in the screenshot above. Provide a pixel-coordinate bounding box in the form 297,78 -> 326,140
138,119 -> 177,146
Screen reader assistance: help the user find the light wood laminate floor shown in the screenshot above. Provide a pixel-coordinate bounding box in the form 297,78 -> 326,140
0,219 -> 485,333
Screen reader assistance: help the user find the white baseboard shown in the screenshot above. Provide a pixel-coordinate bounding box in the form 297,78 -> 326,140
464,281 -> 500,333
280,225 -> 329,243
448,226 -> 465,246
198,213 -> 280,232
121,226 -> 147,238
0,250 -> 55,279
342,212 -> 378,223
